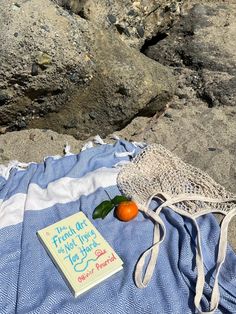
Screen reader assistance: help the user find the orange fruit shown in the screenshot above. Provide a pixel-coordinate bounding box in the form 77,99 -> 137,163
116,201 -> 139,222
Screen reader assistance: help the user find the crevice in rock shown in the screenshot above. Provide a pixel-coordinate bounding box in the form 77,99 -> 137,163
140,32 -> 168,54
115,86 -> 129,96
53,0 -> 88,20
115,24 -> 130,37
26,88 -> 63,101
198,90 -> 214,108
9,74 -> 29,86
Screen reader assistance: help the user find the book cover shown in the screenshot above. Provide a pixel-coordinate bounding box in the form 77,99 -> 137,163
37,212 -> 123,297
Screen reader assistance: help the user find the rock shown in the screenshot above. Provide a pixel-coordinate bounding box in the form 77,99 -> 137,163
0,0 -> 175,139
31,63 -> 39,76
163,112 -> 172,119
55,0 -> 87,16
35,52 -> 52,68
144,3 -> 236,107
115,24 -> 130,37
136,26 -> 145,38
0,90 -> 12,106
73,0 -> 187,49
0,127 -> 7,134
12,3 -> 21,11
107,14 -> 116,24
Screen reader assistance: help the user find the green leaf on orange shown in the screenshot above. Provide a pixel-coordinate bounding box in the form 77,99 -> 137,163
111,195 -> 129,206
92,200 -> 114,219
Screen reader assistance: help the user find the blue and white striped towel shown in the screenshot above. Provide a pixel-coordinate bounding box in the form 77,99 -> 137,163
0,140 -> 236,313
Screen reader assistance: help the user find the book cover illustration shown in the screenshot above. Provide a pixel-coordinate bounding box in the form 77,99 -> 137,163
37,212 -> 123,297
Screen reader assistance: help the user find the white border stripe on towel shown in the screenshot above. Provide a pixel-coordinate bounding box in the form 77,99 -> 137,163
0,167 -> 119,229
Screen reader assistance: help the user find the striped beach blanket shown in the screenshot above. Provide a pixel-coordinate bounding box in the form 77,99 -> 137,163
1,139 -> 236,313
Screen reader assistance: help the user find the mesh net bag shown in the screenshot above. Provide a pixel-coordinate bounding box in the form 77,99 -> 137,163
117,144 -> 236,314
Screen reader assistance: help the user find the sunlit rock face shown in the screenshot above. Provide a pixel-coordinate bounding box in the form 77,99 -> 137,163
144,3 -> 236,108
0,0 -> 179,139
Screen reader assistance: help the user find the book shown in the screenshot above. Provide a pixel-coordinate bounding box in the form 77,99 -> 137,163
37,211 -> 123,297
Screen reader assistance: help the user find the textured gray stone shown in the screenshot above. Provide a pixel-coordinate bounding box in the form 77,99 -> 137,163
56,0 -> 186,49
0,0 -> 176,139
144,3 -> 236,107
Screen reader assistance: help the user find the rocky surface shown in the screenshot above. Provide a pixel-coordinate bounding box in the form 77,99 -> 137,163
57,0 -> 187,49
0,0 -> 176,139
144,3 -> 236,108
